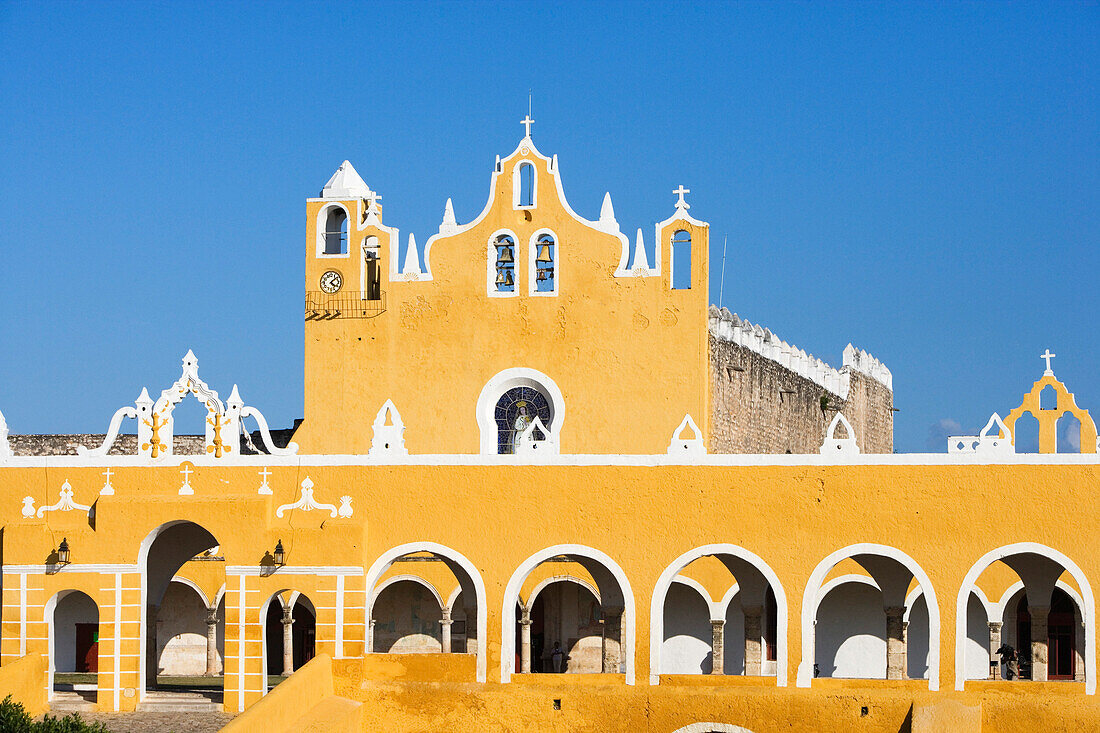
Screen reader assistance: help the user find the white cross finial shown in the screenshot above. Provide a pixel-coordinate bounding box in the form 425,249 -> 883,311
521,114 -> 534,138
673,185 -> 690,210
101,467 -> 114,496
258,467 -> 273,495
180,464 -> 192,482
1041,348 -> 1056,375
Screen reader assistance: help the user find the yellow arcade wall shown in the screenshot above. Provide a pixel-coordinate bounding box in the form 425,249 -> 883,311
1,457 -> 1097,727
296,135 -> 711,456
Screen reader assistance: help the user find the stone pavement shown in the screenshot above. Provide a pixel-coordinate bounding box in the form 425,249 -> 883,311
50,711 -> 235,732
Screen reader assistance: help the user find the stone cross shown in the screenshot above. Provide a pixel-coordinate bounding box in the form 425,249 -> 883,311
521,114 -> 534,138
181,464 -> 192,484
258,466 -> 272,494
1041,349 -> 1056,375
101,467 -> 114,495
673,185 -> 690,210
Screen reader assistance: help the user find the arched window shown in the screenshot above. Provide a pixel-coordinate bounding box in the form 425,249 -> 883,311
1039,385 -> 1057,411
515,162 -> 535,208
495,386 -> 551,454
322,207 -> 348,255
493,234 -> 516,293
671,229 -> 692,289
532,232 -> 556,294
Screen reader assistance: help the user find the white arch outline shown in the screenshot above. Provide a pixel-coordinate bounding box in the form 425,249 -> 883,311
475,367 -> 565,455
651,544 -> 788,686
524,574 -> 602,609
446,585 -> 462,612
167,575 -> 210,609
315,202 -> 352,258
956,543 -> 1094,694
502,544 -> 635,684
905,585 -> 993,625
44,589 -> 98,702
717,583 -> 742,621
996,579 -> 1086,626
512,160 -> 537,210
797,543 -> 939,690
374,574 -> 446,611
670,576 -> 721,621
364,542 -> 488,683
486,228 -> 520,297
527,228 -> 558,297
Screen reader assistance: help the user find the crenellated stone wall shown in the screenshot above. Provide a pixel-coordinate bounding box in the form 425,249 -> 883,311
708,306 -> 893,454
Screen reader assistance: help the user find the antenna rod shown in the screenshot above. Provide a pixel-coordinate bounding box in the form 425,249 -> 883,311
528,91 -> 532,118
718,234 -> 728,305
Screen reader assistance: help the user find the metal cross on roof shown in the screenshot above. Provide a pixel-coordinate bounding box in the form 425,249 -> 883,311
1041,348 -> 1056,375
673,185 -> 690,209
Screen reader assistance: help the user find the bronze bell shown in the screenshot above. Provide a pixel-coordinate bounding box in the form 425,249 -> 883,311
504,269 -> 514,286
536,269 -> 549,282
536,243 -> 553,263
495,269 -> 507,286
498,246 -> 514,264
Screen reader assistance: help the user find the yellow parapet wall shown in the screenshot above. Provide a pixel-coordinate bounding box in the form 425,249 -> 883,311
0,654 -> 48,717
221,653 -> 362,733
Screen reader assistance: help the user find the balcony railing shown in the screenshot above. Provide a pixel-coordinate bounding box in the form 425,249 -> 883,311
305,290 -> 386,320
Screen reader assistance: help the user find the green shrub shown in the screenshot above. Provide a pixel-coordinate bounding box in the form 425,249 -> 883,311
0,696 -> 110,733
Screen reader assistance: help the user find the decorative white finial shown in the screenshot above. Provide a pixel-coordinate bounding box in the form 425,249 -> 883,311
100,467 -> 114,496
521,114 -> 534,138
632,228 -> 651,272
258,467 -> 272,495
403,233 -> 421,275
673,185 -> 690,210
0,407 -> 10,459
179,462 -> 194,495
599,192 -> 617,227
442,198 -> 456,228
1041,349 -> 1056,376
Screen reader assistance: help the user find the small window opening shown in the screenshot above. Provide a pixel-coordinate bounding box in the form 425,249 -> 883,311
1057,412 -> 1082,453
494,235 -> 516,293
764,585 -> 778,662
534,233 -> 555,293
324,207 -> 348,255
517,162 -> 535,207
363,236 -> 381,300
1039,385 -> 1057,411
671,229 -> 692,289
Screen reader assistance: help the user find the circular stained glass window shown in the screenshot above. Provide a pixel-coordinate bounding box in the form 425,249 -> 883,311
495,386 -> 551,454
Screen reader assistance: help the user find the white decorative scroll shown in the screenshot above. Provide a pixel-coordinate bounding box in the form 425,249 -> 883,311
275,477 -> 338,519
667,414 -> 706,457
21,497 -> 35,518
369,400 -> 408,456
240,405 -> 299,456
36,481 -> 91,518
0,407 -> 11,459
948,413 -> 1015,456
515,416 -> 559,456
821,412 -> 859,455
77,402 -> 140,456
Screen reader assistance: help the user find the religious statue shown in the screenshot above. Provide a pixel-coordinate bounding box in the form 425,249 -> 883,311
512,403 -> 533,452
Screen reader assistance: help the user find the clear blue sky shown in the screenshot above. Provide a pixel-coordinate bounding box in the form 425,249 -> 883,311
1,2 -> 1097,452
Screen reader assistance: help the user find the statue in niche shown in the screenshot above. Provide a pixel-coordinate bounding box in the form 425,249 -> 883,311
513,402 -> 534,449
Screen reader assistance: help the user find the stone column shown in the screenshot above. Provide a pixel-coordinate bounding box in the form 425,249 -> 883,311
281,606 -> 294,676
368,618 -> 375,654
885,606 -> 907,680
743,605 -> 763,676
520,607 -> 532,673
1076,621 -> 1086,682
1030,605 -> 1050,681
464,606 -> 478,657
204,607 -> 219,676
988,621 -> 1003,679
440,607 -> 453,654
601,607 -> 623,673
710,619 -> 725,675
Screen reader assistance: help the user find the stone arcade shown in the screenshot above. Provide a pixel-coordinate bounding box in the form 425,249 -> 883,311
0,119 -> 1097,732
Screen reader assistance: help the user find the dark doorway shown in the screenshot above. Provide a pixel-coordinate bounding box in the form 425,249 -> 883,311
75,623 -> 98,673
1048,589 -> 1076,680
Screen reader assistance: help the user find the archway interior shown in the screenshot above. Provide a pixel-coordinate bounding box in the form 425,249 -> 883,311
514,556 -> 626,675
965,553 -> 1087,685
143,522 -> 221,697
812,554 -> 924,681
369,552 -> 479,658
52,590 -> 99,700
156,580 -> 225,679
661,554 -> 779,677
264,592 -> 316,684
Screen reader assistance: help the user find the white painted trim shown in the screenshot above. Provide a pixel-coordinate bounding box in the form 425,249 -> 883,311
113,572 -> 122,711
335,575 -> 345,659
797,544 -> 939,691
374,574 -> 445,611
364,542 -> 488,683
19,573 -> 26,657
315,202 -> 353,259
213,583 -> 226,610
3,564 -> 140,575
671,725 -> 755,733
527,228 -> 558,297
670,576 -> 720,621
446,586 -> 462,612
225,566 -> 363,576
486,229 -> 519,297
511,160 -> 537,210
475,367 -> 565,455
168,576 -> 210,609
651,544 -> 788,686
45,589 -> 98,703
502,544 -> 636,685
906,585 -> 992,625
237,573 -> 246,711
820,574 -> 880,604
717,583 -> 742,620
956,543 -> 1095,694
523,575 -> 602,609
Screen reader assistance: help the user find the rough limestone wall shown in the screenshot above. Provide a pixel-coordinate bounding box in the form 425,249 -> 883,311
8,425 -> 298,456
709,336 -> 893,454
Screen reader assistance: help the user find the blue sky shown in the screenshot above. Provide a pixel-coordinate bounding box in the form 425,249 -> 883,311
0,1 -> 1096,452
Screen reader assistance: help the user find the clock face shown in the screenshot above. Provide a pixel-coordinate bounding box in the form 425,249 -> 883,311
319,270 -> 342,294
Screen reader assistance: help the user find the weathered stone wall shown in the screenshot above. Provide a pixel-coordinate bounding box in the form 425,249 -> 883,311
709,310 -> 893,454
8,423 -> 299,456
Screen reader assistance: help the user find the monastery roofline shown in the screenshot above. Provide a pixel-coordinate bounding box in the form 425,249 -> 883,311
1,451 -> 1096,468
708,305 -> 893,395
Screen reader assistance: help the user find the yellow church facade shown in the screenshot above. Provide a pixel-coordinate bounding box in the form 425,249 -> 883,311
0,120 -> 1097,732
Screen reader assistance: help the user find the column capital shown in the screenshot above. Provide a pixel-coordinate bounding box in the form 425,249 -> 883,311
884,605 -> 906,616
988,621 -> 1003,632
601,605 -> 625,618
710,618 -> 725,628
741,604 -> 764,617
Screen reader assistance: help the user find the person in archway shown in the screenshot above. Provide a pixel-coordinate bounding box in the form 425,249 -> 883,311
996,643 -> 1018,680
550,641 -> 564,673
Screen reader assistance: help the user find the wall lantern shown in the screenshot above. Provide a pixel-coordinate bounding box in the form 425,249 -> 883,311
57,538 -> 71,566
273,539 -> 285,567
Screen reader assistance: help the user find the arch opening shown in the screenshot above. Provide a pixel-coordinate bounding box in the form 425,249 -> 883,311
262,592 -> 316,688
49,590 -> 99,703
